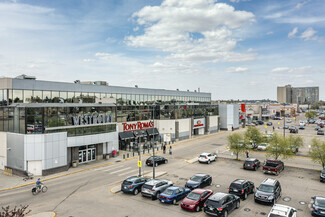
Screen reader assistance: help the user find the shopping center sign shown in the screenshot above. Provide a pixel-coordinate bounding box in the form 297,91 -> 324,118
72,114 -> 113,126
122,120 -> 154,132
193,118 -> 205,129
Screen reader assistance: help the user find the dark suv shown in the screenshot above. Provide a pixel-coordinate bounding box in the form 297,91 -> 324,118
121,176 -> 150,195
228,179 -> 254,200
243,158 -> 260,171
185,174 -> 212,190
254,178 -> 282,204
320,167 -> 325,182
204,192 -> 240,216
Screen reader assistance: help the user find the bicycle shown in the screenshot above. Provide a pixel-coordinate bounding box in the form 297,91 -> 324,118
32,185 -> 48,195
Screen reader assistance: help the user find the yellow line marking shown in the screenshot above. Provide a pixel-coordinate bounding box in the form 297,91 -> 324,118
110,185 -> 121,194
27,211 -> 56,217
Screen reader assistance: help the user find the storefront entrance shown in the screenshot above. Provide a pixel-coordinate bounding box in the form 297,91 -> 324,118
78,145 -> 96,164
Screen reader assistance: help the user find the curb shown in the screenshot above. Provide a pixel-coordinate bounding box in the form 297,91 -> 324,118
27,211 -> 56,217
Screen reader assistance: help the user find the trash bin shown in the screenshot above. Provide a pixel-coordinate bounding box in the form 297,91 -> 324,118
72,161 -> 77,168
112,150 -> 117,157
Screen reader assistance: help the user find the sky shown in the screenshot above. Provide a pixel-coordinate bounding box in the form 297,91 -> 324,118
0,0 -> 324,100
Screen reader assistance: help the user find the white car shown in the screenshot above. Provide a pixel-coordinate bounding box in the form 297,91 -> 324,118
257,143 -> 269,151
286,119 -> 292,123
299,121 -> 305,126
198,153 -> 217,164
267,204 -> 297,217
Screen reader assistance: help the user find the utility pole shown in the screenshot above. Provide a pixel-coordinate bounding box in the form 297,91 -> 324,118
152,104 -> 156,179
283,104 -> 286,138
137,137 -> 141,177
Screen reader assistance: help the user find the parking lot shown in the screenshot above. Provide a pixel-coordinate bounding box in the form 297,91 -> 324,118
108,156 -> 323,217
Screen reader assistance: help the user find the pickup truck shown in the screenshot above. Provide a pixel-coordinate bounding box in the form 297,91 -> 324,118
262,160 -> 284,176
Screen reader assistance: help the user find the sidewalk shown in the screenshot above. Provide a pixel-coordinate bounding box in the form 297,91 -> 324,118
27,212 -> 56,217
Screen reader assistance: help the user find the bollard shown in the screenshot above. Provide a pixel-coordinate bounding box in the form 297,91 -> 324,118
143,149 -> 145,154
133,152 -> 134,157
127,153 -> 129,158
123,154 -> 125,159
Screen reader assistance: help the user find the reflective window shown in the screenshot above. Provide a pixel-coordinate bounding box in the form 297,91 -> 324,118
33,90 -> 42,103
43,91 -> 51,103
13,90 -> 23,103
24,90 -> 33,103
67,92 -> 74,103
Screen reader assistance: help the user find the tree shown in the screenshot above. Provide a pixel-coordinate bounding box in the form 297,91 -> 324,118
309,138 -> 325,168
266,133 -> 294,160
227,133 -> 246,160
0,205 -> 31,217
311,103 -> 320,110
244,126 -> 264,148
287,135 -> 304,154
305,111 -> 317,120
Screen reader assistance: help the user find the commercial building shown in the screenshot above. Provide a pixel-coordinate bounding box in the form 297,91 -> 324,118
218,104 -> 239,131
277,85 -> 319,104
0,75 -> 218,175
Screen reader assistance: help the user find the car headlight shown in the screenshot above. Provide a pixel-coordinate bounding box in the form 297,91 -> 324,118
268,196 -> 274,200
189,205 -> 195,208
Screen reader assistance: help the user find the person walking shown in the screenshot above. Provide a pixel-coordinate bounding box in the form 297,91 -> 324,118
273,126 -> 275,131
163,144 -> 166,154
169,146 -> 172,155
245,150 -> 249,158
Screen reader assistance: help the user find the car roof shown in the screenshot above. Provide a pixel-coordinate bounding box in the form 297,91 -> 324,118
126,176 -> 139,181
232,179 -> 247,184
208,192 -> 228,201
193,173 -> 208,177
191,188 -> 210,194
270,204 -> 294,216
200,153 -> 211,155
245,158 -> 257,161
261,178 -> 277,186
167,186 -> 182,191
145,179 -> 164,185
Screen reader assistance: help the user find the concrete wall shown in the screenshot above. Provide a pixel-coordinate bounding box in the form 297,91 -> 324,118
155,120 -> 176,141
208,116 -> 219,133
233,104 -> 239,129
219,104 -> 228,129
177,118 -> 191,140
6,133 -> 25,171
219,104 -> 239,130
0,132 -> 7,170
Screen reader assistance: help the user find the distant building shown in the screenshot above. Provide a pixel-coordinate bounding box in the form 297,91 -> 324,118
277,85 -> 319,104
219,104 -> 239,131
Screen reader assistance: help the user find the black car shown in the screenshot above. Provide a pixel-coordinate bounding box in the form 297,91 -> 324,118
315,126 -> 321,131
266,122 -> 272,126
254,178 -> 282,205
257,120 -> 264,125
228,179 -> 254,200
311,196 -> 325,216
320,167 -> 325,182
317,130 -> 324,135
243,158 -> 260,171
146,156 -> 168,167
204,192 -> 240,217
283,125 -> 289,129
289,128 -> 298,133
121,176 -> 151,195
185,174 -> 212,190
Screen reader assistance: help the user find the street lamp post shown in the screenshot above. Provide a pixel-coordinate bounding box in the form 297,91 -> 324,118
283,104 -> 286,138
151,104 -> 156,179
136,136 -> 141,177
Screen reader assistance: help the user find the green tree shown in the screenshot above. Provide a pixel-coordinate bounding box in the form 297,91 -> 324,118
309,138 -> 325,168
227,133 -> 246,160
244,126 -> 263,148
311,103 -> 320,110
305,111 -> 317,120
287,135 -> 304,154
266,133 -> 293,160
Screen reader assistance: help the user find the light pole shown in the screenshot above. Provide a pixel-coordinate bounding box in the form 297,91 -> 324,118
136,136 -> 141,177
283,104 -> 286,138
151,103 -> 156,179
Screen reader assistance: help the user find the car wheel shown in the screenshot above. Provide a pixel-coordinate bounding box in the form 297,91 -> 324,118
208,160 -> 211,164
165,160 -> 168,164
133,188 -> 139,195
254,166 -> 257,171
236,201 -> 240,209
195,205 -> 200,212
244,192 -> 247,200
173,199 -> 177,205
223,210 -> 228,217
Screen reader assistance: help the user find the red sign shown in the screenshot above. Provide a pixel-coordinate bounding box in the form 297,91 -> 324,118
241,104 -> 246,112
122,121 -> 154,132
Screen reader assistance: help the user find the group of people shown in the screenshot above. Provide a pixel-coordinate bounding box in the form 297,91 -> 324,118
162,144 -> 172,155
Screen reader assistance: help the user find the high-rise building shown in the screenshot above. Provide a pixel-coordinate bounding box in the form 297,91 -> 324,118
277,85 -> 319,104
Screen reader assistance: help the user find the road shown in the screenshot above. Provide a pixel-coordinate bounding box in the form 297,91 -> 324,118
0,124 -> 324,217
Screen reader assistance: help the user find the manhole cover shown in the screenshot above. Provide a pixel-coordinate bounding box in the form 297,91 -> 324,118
298,176 -> 304,179
173,175 -> 178,178
299,201 -> 306,205
179,178 -> 186,180
215,184 -> 221,188
297,209 -> 303,212
244,208 -> 251,212
283,197 -> 291,202
260,212 -> 267,215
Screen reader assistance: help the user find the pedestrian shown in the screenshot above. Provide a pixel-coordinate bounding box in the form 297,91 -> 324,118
169,146 -> 172,155
273,126 -> 275,131
245,150 -> 249,158
232,126 -> 234,131
163,144 -> 166,154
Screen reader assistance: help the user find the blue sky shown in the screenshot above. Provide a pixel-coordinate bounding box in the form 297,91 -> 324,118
0,0 -> 324,100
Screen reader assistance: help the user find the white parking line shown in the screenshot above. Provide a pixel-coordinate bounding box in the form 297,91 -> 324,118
94,164 -> 121,171
95,165 -> 124,172
118,169 -> 139,177
110,167 -> 132,174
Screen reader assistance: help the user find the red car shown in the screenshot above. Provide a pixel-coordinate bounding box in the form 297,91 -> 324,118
180,189 -> 213,212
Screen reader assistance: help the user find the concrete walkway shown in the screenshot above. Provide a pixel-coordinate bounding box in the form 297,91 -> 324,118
27,212 -> 56,217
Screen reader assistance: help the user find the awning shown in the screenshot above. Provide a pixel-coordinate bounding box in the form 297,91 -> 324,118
146,128 -> 159,136
133,130 -> 147,137
119,131 -> 135,140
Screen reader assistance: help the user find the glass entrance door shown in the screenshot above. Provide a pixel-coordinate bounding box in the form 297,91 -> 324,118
78,147 -> 96,164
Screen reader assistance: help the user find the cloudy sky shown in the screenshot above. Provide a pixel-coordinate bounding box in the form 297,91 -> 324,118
0,0 -> 324,100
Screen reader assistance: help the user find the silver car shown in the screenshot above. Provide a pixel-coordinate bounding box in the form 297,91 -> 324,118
141,179 -> 173,200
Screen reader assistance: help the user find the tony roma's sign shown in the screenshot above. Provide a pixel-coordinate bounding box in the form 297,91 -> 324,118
122,120 -> 154,132
193,118 -> 205,129
72,115 -> 113,126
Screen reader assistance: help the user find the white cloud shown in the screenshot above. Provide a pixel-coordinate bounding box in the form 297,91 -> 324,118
126,0 -> 256,64
271,66 -> 312,74
83,59 -> 95,62
266,31 -> 273,35
271,67 -> 290,73
294,1 -> 310,10
225,67 -> 248,73
300,27 -> 317,40
306,80 -> 314,84
288,27 -> 298,38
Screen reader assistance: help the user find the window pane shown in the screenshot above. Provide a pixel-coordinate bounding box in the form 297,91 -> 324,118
52,91 -> 60,103
43,91 -> 51,103
24,90 -> 33,103
67,92 -> 74,103
13,90 -> 23,103
33,90 -> 42,103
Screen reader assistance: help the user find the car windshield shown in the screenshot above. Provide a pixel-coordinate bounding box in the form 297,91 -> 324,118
258,184 -> 274,193
200,155 -> 207,158
190,176 -> 203,182
122,180 -> 133,185
230,183 -> 242,189
163,189 -> 174,196
260,144 -> 267,147
315,198 -> 325,207
186,192 -> 201,201
205,199 -> 220,207
142,184 -> 153,190
322,168 -> 325,173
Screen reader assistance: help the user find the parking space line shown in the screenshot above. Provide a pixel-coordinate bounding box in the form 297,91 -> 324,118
94,164 -> 120,171
118,169 -> 139,177
100,165 -> 125,172
110,167 -> 132,174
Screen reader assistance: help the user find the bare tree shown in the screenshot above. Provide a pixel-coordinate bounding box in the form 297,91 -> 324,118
0,205 -> 31,217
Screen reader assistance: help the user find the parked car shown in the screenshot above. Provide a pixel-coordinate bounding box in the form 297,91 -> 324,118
181,189 -> 213,212
262,160 -> 284,176
203,192 -> 240,217
121,176 -> 150,195
299,125 -> 305,130
317,130 -> 325,135
283,125 -> 289,129
158,186 -> 191,204
198,153 -> 217,164
288,126 -> 295,130
257,120 -> 264,125
267,204 -> 297,217
299,121 -> 306,126
309,119 -> 316,124
318,123 -> 324,128
228,179 -> 254,200
267,122 -> 272,126
185,174 -> 212,190
145,156 -> 168,167
289,127 -> 298,134
243,158 -> 261,171
311,196 -> 325,216
141,179 -> 173,200
320,167 -> 325,182
257,143 -> 269,151
254,178 -> 282,205
315,126 -> 321,131
286,119 -> 292,123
